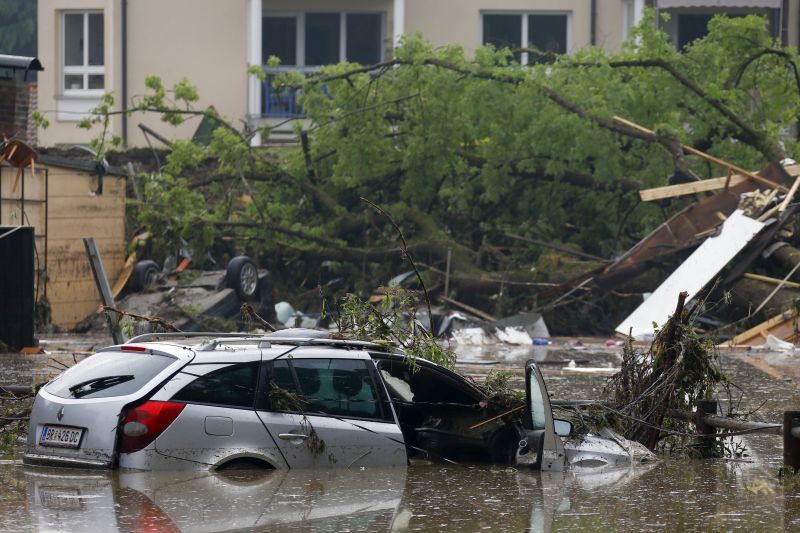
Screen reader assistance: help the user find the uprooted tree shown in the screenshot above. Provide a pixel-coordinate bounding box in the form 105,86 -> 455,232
64,10 -> 800,331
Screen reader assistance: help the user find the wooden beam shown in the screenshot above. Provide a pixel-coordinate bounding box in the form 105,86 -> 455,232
728,309 -> 798,346
613,116 -> 789,192
439,295 -> 497,322
639,175 -> 748,201
743,272 -> 800,289
779,175 -> 800,212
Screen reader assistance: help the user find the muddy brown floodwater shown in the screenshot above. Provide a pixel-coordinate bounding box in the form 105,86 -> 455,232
2,336 -> 800,531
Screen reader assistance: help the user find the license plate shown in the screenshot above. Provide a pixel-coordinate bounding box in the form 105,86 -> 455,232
40,425 -> 83,448
38,487 -> 84,510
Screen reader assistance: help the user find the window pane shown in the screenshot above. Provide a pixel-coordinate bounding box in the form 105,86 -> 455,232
88,74 -> 104,89
172,363 -> 259,408
64,74 -> 84,90
483,14 -> 521,50
263,16 -> 297,65
88,13 -> 104,66
305,13 -> 340,66
529,15 -> 567,55
293,359 -> 379,418
64,13 -> 84,66
346,14 -> 381,65
46,351 -> 176,399
677,14 -> 713,50
267,360 -> 300,411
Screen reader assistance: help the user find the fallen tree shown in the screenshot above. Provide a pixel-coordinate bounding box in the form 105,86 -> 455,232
50,11 -> 800,332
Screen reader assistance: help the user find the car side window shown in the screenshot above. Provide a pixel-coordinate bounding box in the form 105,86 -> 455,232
267,358 -> 381,420
172,363 -> 259,408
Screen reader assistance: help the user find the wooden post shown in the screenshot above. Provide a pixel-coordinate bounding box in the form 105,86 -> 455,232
785,411 -> 800,471
695,399 -> 719,457
83,237 -> 126,344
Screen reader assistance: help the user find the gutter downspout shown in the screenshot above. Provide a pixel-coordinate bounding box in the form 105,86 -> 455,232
591,0 -> 597,46
121,0 -> 128,146
393,0 -> 405,49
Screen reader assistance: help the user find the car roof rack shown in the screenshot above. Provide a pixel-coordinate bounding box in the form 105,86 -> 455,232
125,332 -> 264,344
126,330 -> 395,352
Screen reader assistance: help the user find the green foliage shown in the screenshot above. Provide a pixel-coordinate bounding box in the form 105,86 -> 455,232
0,0 -> 36,56
73,12 -> 800,319
336,288 -> 456,370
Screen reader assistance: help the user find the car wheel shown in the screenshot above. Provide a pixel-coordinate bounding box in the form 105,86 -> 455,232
129,260 -> 161,292
226,256 -> 259,301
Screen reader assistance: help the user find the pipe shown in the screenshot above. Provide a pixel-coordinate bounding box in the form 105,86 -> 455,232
590,0 -> 597,46
121,0 -> 128,146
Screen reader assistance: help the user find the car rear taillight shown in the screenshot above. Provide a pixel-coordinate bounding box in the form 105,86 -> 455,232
119,401 -> 185,453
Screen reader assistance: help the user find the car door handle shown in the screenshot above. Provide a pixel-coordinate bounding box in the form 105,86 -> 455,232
278,433 -> 308,440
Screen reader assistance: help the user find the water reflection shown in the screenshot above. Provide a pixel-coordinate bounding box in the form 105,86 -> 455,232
0,461 -> 684,532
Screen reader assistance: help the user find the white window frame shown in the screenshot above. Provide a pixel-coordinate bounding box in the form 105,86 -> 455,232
480,11 -> 572,64
61,10 -> 105,96
264,11 -> 386,67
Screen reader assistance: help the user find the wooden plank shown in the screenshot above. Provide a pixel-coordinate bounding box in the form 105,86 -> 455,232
47,280 -> 103,302
45,171 -> 125,197
48,237 -> 122,254
743,272 -> 800,289
48,195 -> 124,218
613,116 -> 788,192
50,300 -> 103,329
639,175 -> 749,202
729,309 -> 799,346
48,254 -> 124,280
48,217 -> 124,240
779,175 -> 800,212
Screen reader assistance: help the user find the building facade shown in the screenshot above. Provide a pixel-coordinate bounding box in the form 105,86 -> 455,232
36,0 -> 798,147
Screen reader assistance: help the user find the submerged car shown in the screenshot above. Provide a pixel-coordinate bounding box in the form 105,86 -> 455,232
24,329 -> 644,471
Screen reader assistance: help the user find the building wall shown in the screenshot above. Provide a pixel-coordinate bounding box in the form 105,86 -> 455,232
0,79 -> 32,140
405,0 -> 626,55
0,163 -> 126,328
37,0 -> 250,148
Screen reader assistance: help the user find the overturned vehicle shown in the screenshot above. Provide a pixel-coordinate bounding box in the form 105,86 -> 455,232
24,330 -> 645,471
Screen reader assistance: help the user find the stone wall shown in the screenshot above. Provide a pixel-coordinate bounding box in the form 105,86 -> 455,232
0,79 -> 31,141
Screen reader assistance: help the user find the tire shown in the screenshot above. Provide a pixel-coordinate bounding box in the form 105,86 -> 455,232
128,260 -> 161,292
225,256 -> 259,301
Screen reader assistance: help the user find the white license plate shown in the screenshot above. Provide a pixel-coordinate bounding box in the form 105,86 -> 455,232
40,425 -> 83,448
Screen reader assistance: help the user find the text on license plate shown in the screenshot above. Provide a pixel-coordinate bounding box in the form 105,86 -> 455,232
40,425 -> 83,448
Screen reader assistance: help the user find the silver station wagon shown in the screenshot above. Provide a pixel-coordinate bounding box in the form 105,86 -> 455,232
24,329 -> 640,471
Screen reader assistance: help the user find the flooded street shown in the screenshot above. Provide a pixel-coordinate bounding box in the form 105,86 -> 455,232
2,336 -> 800,531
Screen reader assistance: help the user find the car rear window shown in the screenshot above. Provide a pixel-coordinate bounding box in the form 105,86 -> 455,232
45,351 -> 177,399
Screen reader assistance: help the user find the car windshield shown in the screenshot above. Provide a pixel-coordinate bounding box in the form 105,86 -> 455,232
46,351 -> 176,399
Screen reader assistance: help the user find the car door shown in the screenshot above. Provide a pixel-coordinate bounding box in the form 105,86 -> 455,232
256,349 -> 407,468
521,359 -> 565,471
148,361 -> 288,469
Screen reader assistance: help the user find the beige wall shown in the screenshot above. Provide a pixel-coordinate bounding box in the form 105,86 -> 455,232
38,0 -> 119,147
38,0 -> 250,148
406,0 -> 626,55
125,0 -> 249,146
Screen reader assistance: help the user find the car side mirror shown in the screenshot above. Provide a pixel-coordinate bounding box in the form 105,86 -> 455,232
554,419 -> 572,437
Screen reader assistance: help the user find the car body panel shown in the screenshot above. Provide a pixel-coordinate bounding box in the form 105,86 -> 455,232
24,345 -> 194,468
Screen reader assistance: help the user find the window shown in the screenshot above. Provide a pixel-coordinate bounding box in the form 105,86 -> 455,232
173,363 -> 259,408
62,11 -> 104,92
45,351 -> 176,399
481,13 -> 569,64
262,12 -> 384,66
266,359 -> 381,419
